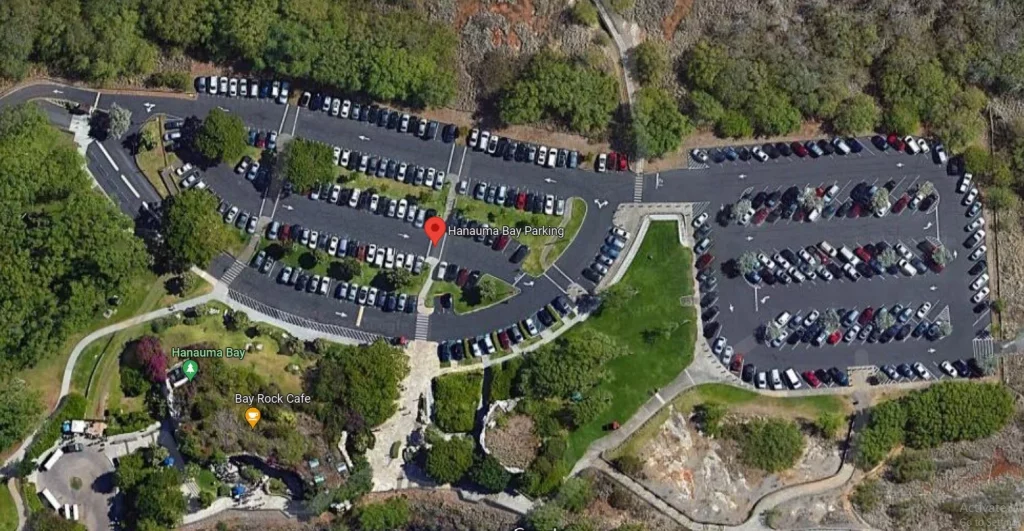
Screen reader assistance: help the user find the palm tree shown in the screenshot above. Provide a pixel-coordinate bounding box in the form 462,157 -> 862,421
732,199 -> 753,220
918,180 -> 935,197
938,320 -> 952,337
932,245 -> 949,267
738,251 -> 760,275
764,322 -> 785,342
821,309 -> 841,332
876,311 -> 896,330
799,187 -> 823,211
871,187 -> 891,214
878,248 -> 898,268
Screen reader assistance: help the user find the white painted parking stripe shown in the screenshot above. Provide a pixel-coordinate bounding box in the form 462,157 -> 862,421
96,142 -> 120,171
278,104 -> 290,133
543,273 -> 567,294
119,174 -> 140,198
445,143 -> 457,174
290,106 -> 300,135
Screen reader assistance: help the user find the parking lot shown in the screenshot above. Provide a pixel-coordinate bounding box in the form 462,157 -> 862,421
649,137 -> 993,388
35,446 -> 117,531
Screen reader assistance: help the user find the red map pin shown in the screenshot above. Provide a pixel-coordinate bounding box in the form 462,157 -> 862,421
424,216 -> 446,246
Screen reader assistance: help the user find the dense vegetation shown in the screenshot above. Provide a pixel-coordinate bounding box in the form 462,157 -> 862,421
432,372 -> 482,433
25,512 -> 87,531
192,108 -> 247,164
723,418 -> 805,473
116,449 -> 187,530
855,383 -> 1014,469
499,52 -> 619,137
0,379 -> 42,452
0,0 -> 457,107
0,104 -> 150,372
279,138 -> 335,194
307,340 -> 410,435
163,189 -> 231,269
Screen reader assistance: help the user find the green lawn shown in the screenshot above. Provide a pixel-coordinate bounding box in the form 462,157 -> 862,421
0,481 -> 17,531
432,371 -> 484,433
425,274 -> 517,313
197,469 -> 222,495
20,481 -> 42,514
136,117 -> 172,197
454,196 -> 580,276
610,383 -> 852,460
339,170 -> 449,213
529,197 -> 587,275
260,241 -> 427,295
563,221 -> 698,466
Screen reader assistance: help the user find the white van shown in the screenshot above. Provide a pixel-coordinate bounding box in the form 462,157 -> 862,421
839,246 -> 858,264
899,259 -> 917,276
783,368 -> 803,389
770,369 -> 783,390
807,207 -> 822,222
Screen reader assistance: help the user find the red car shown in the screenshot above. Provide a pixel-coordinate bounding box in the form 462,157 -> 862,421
280,224 -> 292,241
493,234 -> 510,251
515,192 -> 527,210
887,133 -> 906,151
892,194 -> 909,213
793,208 -> 805,222
848,203 -> 861,218
617,153 -> 628,171
802,370 -> 822,388
827,330 -> 842,345
858,307 -> 875,326
791,141 -> 808,157
753,208 -> 769,225
255,132 -> 266,148
696,253 -> 714,270
497,330 -> 511,350
730,354 -> 744,373
608,152 -> 619,170
855,246 -> 871,262
455,268 -> 470,287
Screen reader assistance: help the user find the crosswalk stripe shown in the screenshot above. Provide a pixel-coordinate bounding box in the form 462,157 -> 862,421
632,175 -> 644,202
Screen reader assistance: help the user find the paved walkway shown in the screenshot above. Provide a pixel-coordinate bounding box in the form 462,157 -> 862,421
7,479 -> 25,531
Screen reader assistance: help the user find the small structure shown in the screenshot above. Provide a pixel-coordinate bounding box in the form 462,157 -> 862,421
62,419 -> 107,439
231,484 -> 247,500
479,399 -> 526,474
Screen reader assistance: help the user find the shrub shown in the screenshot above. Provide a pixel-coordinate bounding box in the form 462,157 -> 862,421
487,358 -> 523,402
613,454 -> 644,477
888,450 -> 935,483
432,372 -> 482,433
725,418 -> 804,473
390,441 -> 401,459
146,71 -> 191,91
556,477 -> 593,512
694,402 -> 727,437
468,453 -> 511,493
199,490 -> 215,508
851,479 -> 882,512
357,497 -> 410,531
815,412 -> 845,440
569,1 -> 598,26
425,436 -> 474,485
120,366 -> 148,397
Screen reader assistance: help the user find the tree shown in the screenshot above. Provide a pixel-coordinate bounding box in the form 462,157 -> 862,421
716,110 -> 754,138
0,379 -> 42,450
139,126 -> 157,152
694,402 -> 727,436
26,511 -> 87,531
728,418 -> 805,472
130,336 -> 168,383
821,309 -> 841,332
732,199 -> 753,220
525,503 -> 566,531
918,180 -> 935,197
685,40 -> 727,92
357,498 -> 410,531
0,0 -> 38,81
888,450 -> 935,483
225,310 -> 249,331
568,389 -> 612,427
737,251 -> 760,276
875,311 -> 895,331
383,268 -> 413,291
109,103 -> 132,139
330,258 -> 362,281
687,90 -> 725,125
632,41 -> 669,86
432,372 -> 481,433
193,108 -> 246,163
198,490 -> 215,508
799,187 -> 823,211
517,329 -> 626,399
985,186 -> 1017,212
882,102 -> 920,136
0,104 -> 150,371
468,453 -> 511,493
569,1 -> 598,26
279,138 -> 335,193
425,436 -> 474,485
815,412 -> 844,439
163,189 -> 231,268
120,366 -> 148,397
871,187 -> 891,214
878,248 -> 899,268
937,320 -> 952,338
851,479 -> 882,512
557,477 -> 594,512
633,87 -> 692,158
308,340 -> 410,432
832,93 -> 880,134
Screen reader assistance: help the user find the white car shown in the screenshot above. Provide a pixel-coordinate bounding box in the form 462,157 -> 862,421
176,162 -> 194,176
328,237 -> 339,255
340,150 -> 351,167
940,361 -> 957,377
966,229 -> 986,248
468,129 -> 479,147
894,243 -> 914,261
523,318 -> 539,336
218,76 -> 229,93
770,369 -> 783,390
328,184 -> 341,203
348,188 -> 361,208
844,325 -> 861,342
935,144 -> 948,164
369,194 -> 380,212
597,153 -> 607,172
340,100 -> 352,118
774,311 -> 792,327
299,228 -> 310,246
435,262 -> 448,280
544,195 -> 555,215
397,162 -> 408,181
333,146 -> 342,164
916,138 -> 930,153
181,174 -> 198,188
758,253 -> 776,271
966,217 -> 986,232
972,286 -> 990,304
228,77 -> 238,96
962,187 -> 979,206
712,337 -> 726,355
400,114 -> 411,133
916,302 -> 932,320
425,168 -> 436,188
721,345 -> 734,365
434,171 -> 446,191
309,186 -> 320,200
913,362 -> 932,379
969,245 -> 987,261
537,146 -> 548,166
329,99 -> 341,116
477,131 -> 490,151
970,273 -> 990,291
903,135 -> 921,154
756,372 -> 767,389
308,230 -> 319,249
611,227 -> 631,240
803,310 -> 820,327
751,146 -> 768,162
396,199 -> 408,219
693,213 -> 709,228
367,287 -> 378,306
738,208 -> 756,225
957,173 -> 973,194
818,241 -> 838,258
374,248 -> 385,268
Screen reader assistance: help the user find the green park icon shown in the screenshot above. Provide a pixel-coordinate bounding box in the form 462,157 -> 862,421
182,359 -> 199,381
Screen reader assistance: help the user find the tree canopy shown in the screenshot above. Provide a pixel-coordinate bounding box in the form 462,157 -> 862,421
499,52 -> 619,137
432,372 -> 482,433
517,329 -> 626,399
116,450 -> 187,529
0,104 -> 151,371
308,340 -> 409,433
279,138 -> 335,193
0,378 -> 42,451
162,189 -> 231,268
193,108 -> 246,164
632,86 -> 692,158
425,435 -> 474,485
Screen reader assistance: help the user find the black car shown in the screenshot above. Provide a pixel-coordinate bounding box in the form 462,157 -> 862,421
912,321 -> 929,338
514,142 -> 527,161
367,106 -> 379,124
710,149 -> 726,163
556,149 -> 567,167
701,306 -> 720,322
377,108 -> 390,127
742,364 -> 756,382
738,147 -> 752,161
952,359 -> 971,377
967,358 -> 984,376
868,326 -> 883,343
504,142 -> 518,161
358,105 -> 370,121
848,138 -> 864,153
765,191 -> 782,209
762,143 -> 779,159
897,363 -> 915,378
895,324 -> 912,341
836,200 -> 853,218
775,142 -> 792,156
871,135 -> 889,150
494,138 -> 508,157
425,121 -> 438,140
537,307 -> 555,326
815,368 -> 833,385
818,139 -> 835,155
294,274 -> 309,291
384,294 -> 397,312
702,321 -> 721,339
828,367 -> 849,386
510,244 -> 530,264
441,123 -> 456,143
969,260 -> 987,276
386,112 -> 400,129
751,191 -> 767,209
531,195 -> 544,214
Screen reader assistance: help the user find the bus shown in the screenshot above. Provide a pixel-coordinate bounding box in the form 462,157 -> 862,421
63,504 -> 71,519
41,448 -> 63,471
71,504 -> 80,521
39,489 -> 60,511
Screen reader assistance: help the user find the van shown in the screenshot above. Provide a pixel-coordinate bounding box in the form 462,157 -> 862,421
839,246 -> 858,264
770,369 -> 783,390
899,259 -> 917,276
783,368 -> 803,389
807,207 -> 821,222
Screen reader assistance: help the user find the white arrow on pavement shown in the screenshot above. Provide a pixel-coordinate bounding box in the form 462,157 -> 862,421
523,281 -> 535,287
544,178 -> 556,184
335,311 -> 348,318
760,296 -> 770,304
593,199 -> 608,209
930,286 -> 937,291
399,233 -> 410,239
897,162 -> 904,168
729,304 -> 734,312
924,222 -> 932,230
745,236 -> 754,241
52,89 -> 63,94
928,348 -> 936,353
282,204 -> 293,210
143,103 -> 156,113
739,174 -> 747,179
358,135 -> 370,141
217,106 -> 229,112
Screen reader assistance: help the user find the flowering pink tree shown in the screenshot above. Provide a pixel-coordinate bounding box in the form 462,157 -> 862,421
134,335 -> 168,383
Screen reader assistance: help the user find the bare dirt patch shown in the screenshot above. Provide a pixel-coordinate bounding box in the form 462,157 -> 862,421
630,410 -> 841,525
579,468 -> 689,531
768,485 -> 866,530
661,0 -> 694,40
990,202 -> 1024,339
853,415 -> 1024,531
485,413 -> 540,469
362,489 -> 522,530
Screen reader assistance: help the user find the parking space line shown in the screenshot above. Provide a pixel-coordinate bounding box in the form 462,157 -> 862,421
454,146 -> 468,178
290,106 -> 300,135
278,104 -> 290,132
543,273 -> 567,294
445,143 -> 457,174
355,306 -> 365,327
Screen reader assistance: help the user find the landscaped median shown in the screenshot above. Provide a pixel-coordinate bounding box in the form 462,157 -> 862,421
453,197 -> 587,276
426,274 -> 518,314
339,170 -> 450,214
135,116 -> 177,197
259,241 -> 428,296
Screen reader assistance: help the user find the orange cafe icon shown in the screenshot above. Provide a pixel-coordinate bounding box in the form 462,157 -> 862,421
245,408 -> 261,428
